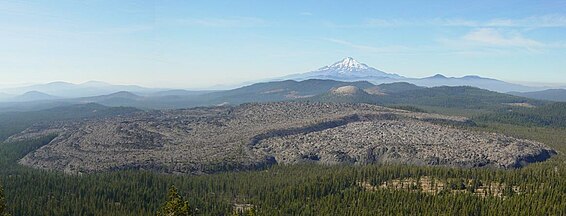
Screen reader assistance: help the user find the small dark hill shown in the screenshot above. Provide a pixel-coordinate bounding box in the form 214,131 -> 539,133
13,91 -> 59,102
151,90 -> 213,97
75,91 -> 144,107
96,91 -> 142,100
509,89 -> 566,102
0,103 -> 140,141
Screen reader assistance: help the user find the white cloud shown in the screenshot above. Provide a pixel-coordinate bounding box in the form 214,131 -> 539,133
462,28 -> 544,48
435,28 -> 566,56
357,15 -> 566,28
324,38 -> 380,51
324,38 -> 416,54
365,19 -> 410,27
429,18 -> 478,27
485,15 -> 566,27
173,17 -> 267,27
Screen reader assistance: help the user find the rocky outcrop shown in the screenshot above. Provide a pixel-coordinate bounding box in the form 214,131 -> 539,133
331,86 -> 364,95
254,119 -> 555,168
9,102 -> 555,174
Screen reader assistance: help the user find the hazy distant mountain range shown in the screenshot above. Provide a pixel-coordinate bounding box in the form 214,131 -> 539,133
0,79 -> 544,113
0,81 -> 165,98
509,89 -> 566,102
279,57 -> 544,93
11,91 -> 60,102
0,57 -> 564,111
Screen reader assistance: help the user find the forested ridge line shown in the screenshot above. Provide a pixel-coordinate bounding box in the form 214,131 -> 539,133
0,103 -> 565,215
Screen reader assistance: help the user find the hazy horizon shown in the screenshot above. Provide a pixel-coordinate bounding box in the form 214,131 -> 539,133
2,58 -> 566,91
1,0 -> 566,89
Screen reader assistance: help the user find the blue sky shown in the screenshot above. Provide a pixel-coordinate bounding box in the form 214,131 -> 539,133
1,0 -> 566,88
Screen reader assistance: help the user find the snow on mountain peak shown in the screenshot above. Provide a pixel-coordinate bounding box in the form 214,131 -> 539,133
337,57 -> 360,66
316,57 -> 372,74
329,57 -> 369,71
279,57 -> 404,81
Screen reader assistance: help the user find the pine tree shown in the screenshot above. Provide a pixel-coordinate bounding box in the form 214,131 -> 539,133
0,184 -> 8,216
157,186 -> 191,216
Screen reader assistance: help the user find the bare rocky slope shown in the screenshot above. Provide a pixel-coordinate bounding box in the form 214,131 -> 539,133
8,102 -> 555,174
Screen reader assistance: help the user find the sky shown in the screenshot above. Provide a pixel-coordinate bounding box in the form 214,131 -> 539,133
1,0 -> 566,89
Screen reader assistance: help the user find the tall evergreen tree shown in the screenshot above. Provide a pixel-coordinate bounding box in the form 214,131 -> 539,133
0,184 -> 8,216
157,186 -> 191,216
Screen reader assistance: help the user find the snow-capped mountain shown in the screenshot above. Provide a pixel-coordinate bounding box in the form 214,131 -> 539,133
281,57 -> 404,81
318,57 -> 372,73
274,57 -> 545,93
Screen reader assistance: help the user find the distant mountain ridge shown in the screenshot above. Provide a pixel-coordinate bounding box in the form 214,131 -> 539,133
408,74 -> 538,93
0,78 -> 548,115
0,81 -> 165,98
13,91 -> 59,102
1,57 -> 561,102
277,57 -> 547,93
0,57 -> 562,110
509,89 -> 566,102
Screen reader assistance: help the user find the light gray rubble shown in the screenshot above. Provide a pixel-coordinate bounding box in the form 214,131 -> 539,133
8,102 -> 555,174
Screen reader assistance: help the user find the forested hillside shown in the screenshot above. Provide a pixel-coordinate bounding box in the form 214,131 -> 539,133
0,184 -> 7,216
300,82 -> 545,114
475,102 -> 566,127
0,103 -> 138,141
2,0 -> 564,214
0,101 -> 565,215
1,153 -> 565,215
